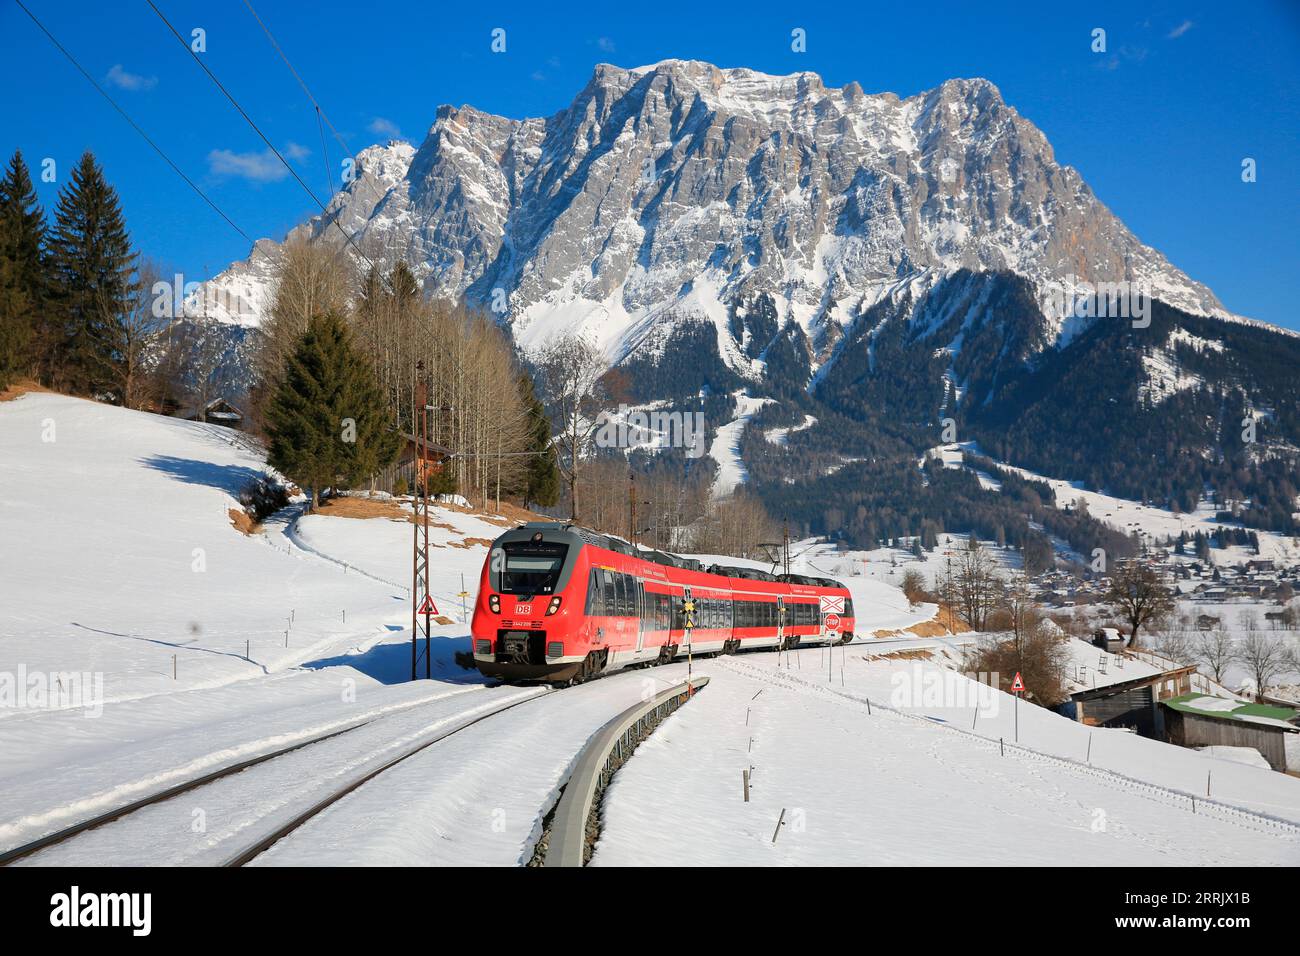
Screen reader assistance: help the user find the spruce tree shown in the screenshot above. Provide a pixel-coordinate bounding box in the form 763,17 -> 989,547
265,312 -> 401,510
518,371 -> 560,508
47,151 -> 136,394
0,150 -> 47,389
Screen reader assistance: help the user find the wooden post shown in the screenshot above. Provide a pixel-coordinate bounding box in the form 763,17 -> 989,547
743,769 -> 750,803
1087,732 -> 1092,764
1207,770 -> 1211,797
245,639 -> 250,660
999,737 -> 1004,756
172,654 -> 176,680
771,808 -> 786,843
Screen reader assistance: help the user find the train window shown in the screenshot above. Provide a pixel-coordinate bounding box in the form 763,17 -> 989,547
499,542 -> 569,594
613,574 -> 626,617
845,597 -> 854,617
584,569 -> 601,615
602,569 -> 616,613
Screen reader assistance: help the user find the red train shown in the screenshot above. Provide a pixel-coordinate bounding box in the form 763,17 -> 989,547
470,522 -> 856,684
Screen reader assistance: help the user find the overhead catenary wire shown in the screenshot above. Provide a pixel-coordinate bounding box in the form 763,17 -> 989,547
240,0 -> 355,160
144,0 -> 376,272
13,0 -> 253,246
241,0 -> 347,199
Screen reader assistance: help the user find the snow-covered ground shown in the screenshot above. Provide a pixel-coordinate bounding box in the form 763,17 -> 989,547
593,653 -> 1300,866
708,391 -> 774,499
6,392 -> 1297,867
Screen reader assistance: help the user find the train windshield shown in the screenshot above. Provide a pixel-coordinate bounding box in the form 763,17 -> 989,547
499,542 -> 569,594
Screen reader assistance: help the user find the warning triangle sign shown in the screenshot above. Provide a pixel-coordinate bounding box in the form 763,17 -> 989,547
417,594 -> 438,616
1011,672 -> 1025,692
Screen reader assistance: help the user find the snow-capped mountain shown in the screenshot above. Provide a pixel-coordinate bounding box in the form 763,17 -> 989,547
203,59 -> 1227,363
201,60 -> 1299,540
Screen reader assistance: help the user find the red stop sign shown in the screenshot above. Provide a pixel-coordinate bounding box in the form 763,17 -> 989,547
824,613 -> 841,630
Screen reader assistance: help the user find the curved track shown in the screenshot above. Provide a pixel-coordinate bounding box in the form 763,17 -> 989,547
2,685 -> 550,867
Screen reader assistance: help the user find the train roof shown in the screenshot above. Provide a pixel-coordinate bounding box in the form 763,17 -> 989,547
518,522 -> 701,570
516,522 -> 845,589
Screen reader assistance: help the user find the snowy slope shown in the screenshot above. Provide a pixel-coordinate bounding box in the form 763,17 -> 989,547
926,442 -> 1300,563
593,653 -> 1300,865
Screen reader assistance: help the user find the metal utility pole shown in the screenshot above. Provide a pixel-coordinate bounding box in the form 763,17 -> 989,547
629,469 -> 637,549
782,519 -> 791,578
412,366 -> 433,681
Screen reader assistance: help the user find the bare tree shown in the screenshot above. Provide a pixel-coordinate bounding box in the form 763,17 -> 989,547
93,259 -> 170,409
900,568 -> 929,606
537,333 -> 609,522
1238,632 -> 1297,702
1150,615 -> 1194,665
963,621 -> 1070,706
1103,560 -> 1175,648
252,239 -> 353,417
688,491 -> 780,560
1194,628 -> 1239,684
1002,573 -> 1041,657
954,539 -> 1002,632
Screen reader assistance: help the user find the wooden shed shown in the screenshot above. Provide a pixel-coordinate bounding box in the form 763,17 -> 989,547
1161,694 -> 1298,772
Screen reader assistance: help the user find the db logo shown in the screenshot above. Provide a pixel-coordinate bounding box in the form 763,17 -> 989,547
824,613 -> 841,631
516,604 -> 532,615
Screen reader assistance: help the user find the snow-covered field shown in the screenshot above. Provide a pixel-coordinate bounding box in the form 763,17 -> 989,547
594,653 -> 1300,866
5,392 -> 1298,867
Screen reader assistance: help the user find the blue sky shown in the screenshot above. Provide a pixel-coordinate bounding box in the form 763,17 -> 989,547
3,0 -> 1297,329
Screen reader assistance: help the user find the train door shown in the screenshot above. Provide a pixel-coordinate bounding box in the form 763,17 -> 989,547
635,579 -> 646,654
776,596 -> 785,648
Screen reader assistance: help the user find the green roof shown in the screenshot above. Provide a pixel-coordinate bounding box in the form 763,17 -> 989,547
1164,693 -> 1298,724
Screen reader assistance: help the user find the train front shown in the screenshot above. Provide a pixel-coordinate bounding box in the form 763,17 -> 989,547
470,524 -> 589,683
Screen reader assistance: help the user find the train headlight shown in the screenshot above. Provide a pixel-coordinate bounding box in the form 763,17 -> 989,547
488,594 -> 500,613
547,641 -> 563,658
475,639 -> 492,655
545,596 -> 562,615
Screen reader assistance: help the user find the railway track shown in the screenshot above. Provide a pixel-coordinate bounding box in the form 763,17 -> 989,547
1,686 -> 550,867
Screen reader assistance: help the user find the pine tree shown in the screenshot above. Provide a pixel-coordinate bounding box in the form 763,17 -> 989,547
517,371 -> 559,508
0,150 -> 47,389
265,312 -> 401,510
47,151 -> 136,395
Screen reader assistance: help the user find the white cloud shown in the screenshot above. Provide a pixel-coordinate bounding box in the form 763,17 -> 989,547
283,142 -> 311,161
105,64 -> 158,92
597,36 -> 616,53
1168,20 -> 1194,39
207,148 -> 286,183
368,117 -> 402,139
